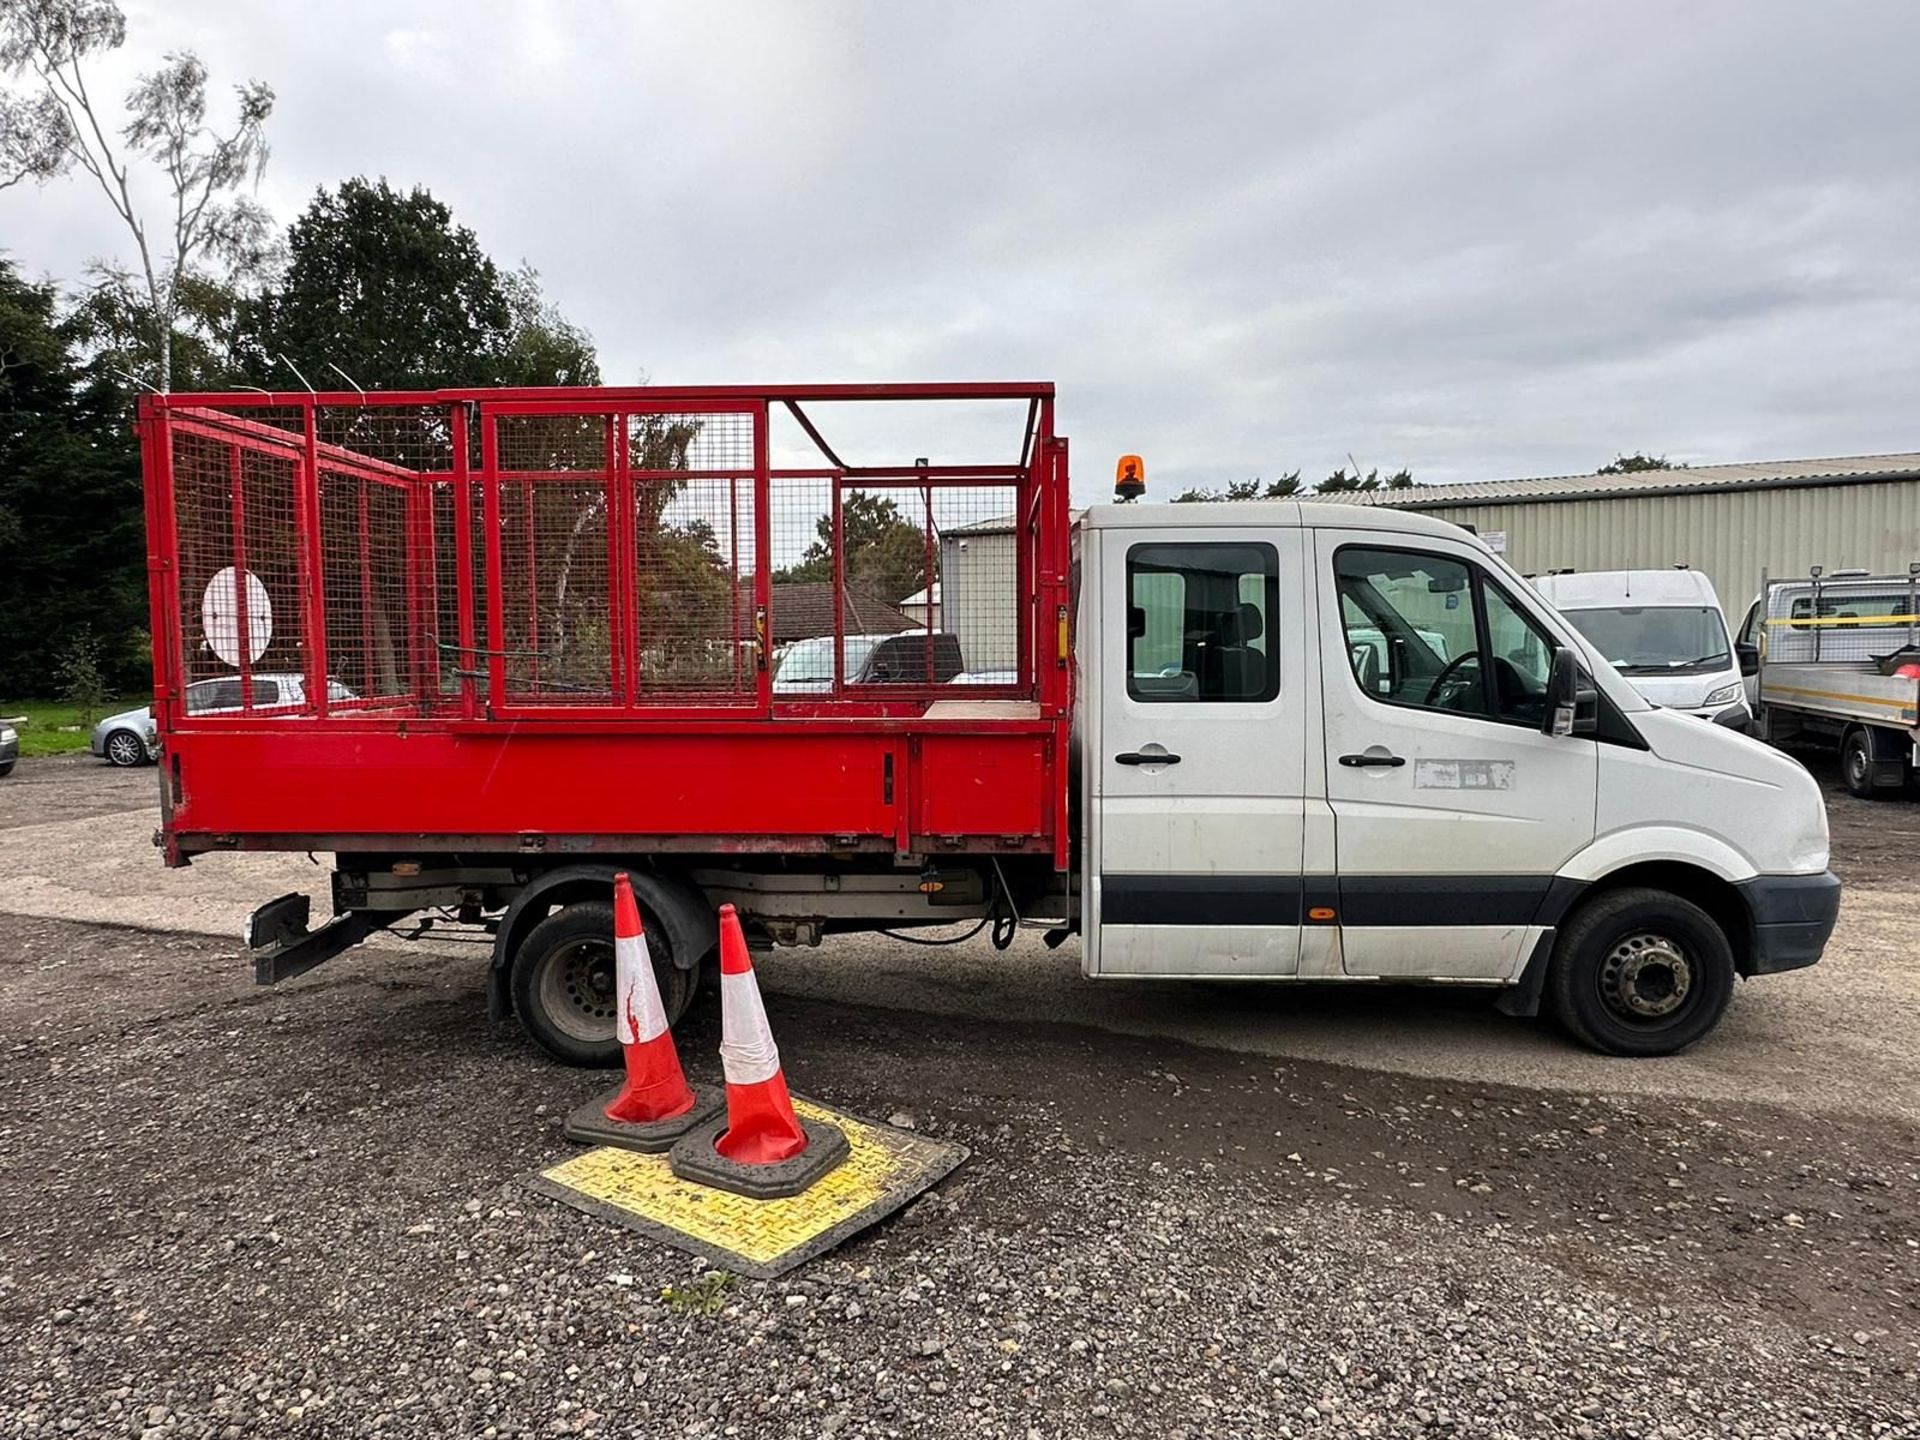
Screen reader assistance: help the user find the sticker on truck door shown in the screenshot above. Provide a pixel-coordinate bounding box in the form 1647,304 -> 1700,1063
1414,759 -> 1515,791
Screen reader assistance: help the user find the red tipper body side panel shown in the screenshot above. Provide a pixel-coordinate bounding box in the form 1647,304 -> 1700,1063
138,385 -> 1071,866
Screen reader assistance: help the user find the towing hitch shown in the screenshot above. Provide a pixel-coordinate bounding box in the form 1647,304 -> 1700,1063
245,892 -> 374,985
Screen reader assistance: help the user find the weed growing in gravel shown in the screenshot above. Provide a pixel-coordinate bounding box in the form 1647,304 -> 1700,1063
661,1271 -> 734,1314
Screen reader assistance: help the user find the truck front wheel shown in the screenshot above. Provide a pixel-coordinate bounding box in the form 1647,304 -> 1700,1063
511,899 -> 697,1067
1546,887 -> 1735,1057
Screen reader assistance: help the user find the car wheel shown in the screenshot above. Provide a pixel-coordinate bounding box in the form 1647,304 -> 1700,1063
1546,886 -> 1735,1057
0,760 -> 13,778
104,730 -> 148,767
510,898 -> 698,1067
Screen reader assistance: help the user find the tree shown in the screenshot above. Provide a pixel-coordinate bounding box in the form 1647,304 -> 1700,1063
1597,452 -> 1682,474
53,623 -> 105,720
1171,472 -> 1303,503
1,0 -> 275,390
238,178 -> 599,391
775,492 -> 926,603
64,264 -> 247,392
0,256 -> 146,697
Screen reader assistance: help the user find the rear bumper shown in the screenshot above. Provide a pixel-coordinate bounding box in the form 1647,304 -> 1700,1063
1734,871 -> 1842,975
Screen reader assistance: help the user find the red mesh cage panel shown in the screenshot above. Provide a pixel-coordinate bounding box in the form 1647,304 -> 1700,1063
844,482 -> 1021,688
150,386 -> 1061,730
319,471 -> 414,706
235,447 -> 306,704
628,411 -> 758,704
169,410 -> 308,714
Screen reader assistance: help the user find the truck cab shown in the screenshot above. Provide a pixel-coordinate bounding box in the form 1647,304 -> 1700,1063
1077,502 -> 1838,1055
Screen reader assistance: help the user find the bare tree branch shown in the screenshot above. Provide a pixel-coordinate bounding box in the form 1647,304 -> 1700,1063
0,0 -> 273,390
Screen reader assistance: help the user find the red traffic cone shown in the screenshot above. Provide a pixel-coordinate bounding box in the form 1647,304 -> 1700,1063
713,904 -> 809,1164
603,872 -> 697,1125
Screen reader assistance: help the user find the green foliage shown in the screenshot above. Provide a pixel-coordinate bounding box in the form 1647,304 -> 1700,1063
237,178 -> 599,391
1172,472 -> 1303,503
65,265 -> 249,391
1174,466 -> 1412,500
0,257 -> 148,696
1319,466 -> 1412,492
660,1271 -> 734,1315
774,491 -> 926,603
52,623 -> 106,722
1596,452 -> 1683,475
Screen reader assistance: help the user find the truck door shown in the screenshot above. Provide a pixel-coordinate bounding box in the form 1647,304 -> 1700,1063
1089,525 -> 1306,976
1314,531 -> 1597,979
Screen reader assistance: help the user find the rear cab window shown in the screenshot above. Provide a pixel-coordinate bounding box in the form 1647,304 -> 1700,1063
1126,542 -> 1280,703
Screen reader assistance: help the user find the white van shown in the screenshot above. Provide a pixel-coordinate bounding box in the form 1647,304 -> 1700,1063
1531,569 -> 1752,731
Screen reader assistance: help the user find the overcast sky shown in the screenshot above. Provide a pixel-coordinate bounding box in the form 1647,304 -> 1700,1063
6,1 -> 1919,501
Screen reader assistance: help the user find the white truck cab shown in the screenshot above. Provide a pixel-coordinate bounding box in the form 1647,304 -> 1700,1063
1076,502 -> 1838,1056
1531,568 -> 1752,732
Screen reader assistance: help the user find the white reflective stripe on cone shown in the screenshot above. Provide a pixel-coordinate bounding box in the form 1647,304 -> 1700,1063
718,969 -> 781,1086
614,931 -> 668,1045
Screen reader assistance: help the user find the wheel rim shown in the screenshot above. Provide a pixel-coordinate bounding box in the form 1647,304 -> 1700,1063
1847,741 -> 1869,788
107,733 -> 142,765
1599,931 -> 1692,1022
536,938 -> 618,1043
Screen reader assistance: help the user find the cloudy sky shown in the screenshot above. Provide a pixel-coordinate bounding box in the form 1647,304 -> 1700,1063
6,1 -> 1919,501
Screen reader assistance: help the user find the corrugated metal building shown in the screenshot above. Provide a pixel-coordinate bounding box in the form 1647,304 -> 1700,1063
1321,452 -> 1920,610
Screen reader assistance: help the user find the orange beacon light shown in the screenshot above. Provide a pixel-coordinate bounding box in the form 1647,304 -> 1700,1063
1115,454 -> 1146,502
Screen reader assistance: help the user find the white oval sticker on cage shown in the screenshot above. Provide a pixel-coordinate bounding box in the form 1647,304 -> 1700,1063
202,567 -> 272,667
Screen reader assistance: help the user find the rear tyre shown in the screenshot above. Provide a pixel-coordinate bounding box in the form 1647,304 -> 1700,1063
1546,886 -> 1735,1057
104,730 -> 148,767
511,898 -> 697,1067
1840,728 -> 1897,800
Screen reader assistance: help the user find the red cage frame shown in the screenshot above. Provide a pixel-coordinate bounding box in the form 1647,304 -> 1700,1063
139,384 -> 1073,868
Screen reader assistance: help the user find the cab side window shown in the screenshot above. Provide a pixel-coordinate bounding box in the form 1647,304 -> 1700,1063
1335,546 -> 1555,727
1127,542 -> 1280,703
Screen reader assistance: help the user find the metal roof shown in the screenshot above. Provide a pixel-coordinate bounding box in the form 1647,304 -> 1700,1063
1313,452 -> 1920,509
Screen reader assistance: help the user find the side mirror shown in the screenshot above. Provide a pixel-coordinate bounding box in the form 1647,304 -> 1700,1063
1735,642 -> 1759,677
1542,646 -> 1598,737
1127,605 -> 1147,640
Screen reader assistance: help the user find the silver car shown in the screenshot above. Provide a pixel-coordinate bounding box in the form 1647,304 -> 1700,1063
91,674 -> 352,767
0,720 -> 17,777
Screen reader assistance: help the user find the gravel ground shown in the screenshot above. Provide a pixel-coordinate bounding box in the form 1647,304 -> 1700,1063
2,912 -> 1918,1438
1,753 -> 1918,1437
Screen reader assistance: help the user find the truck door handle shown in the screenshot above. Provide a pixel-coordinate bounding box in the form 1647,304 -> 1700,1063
1115,750 -> 1181,766
1338,752 -> 1405,768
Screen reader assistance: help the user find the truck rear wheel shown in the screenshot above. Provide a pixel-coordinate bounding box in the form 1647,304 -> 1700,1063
511,899 -> 697,1067
1840,727 -> 1904,799
1546,887 -> 1735,1057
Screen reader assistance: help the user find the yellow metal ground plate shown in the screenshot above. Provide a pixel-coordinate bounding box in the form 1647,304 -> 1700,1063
527,1098 -> 968,1279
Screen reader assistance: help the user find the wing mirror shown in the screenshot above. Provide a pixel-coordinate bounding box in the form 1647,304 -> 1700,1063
1735,641 -> 1759,677
1542,646 -> 1598,737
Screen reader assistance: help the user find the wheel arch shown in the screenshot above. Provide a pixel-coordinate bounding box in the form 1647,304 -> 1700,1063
488,863 -> 715,1021
1554,860 -> 1754,978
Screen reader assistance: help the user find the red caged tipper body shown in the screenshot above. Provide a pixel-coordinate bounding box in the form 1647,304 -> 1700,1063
139,383 -> 1074,1061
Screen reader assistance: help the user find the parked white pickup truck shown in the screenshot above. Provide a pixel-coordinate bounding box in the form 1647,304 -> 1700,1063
1743,568 -> 1920,798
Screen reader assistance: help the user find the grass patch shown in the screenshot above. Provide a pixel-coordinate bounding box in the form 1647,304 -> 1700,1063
0,696 -> 147,758
660,1271 -> 734,1315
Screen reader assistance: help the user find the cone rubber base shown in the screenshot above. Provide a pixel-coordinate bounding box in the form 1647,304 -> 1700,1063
667,1112 -> 851,1198
564,1085 -> 724,1155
